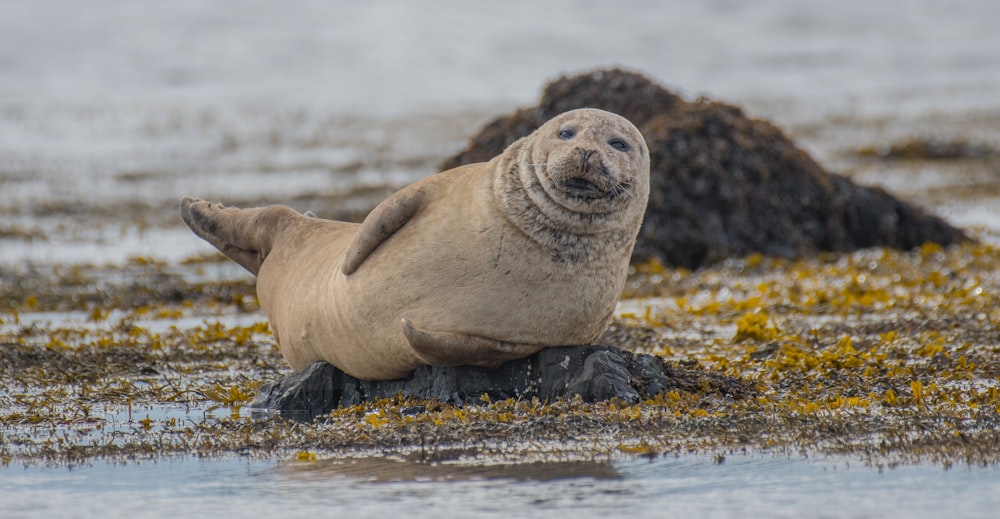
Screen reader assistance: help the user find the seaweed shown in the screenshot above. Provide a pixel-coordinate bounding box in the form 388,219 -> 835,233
3,241 -> 1000,469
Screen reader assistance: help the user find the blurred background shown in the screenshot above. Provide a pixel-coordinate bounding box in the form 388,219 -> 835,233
2,0 -> 998,265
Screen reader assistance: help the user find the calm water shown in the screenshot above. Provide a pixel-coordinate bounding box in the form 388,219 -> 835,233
2,0 -> 999,265
2,454 -> 999,519
3,1 -> 1000,516
3,0 -> 998,114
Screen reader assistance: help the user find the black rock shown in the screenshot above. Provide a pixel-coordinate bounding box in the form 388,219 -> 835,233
249,345 -> 748,422
441,68 -> 967,270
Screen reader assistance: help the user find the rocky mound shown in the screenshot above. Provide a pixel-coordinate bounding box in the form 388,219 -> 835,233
443,69 -> 966,269
250,345 -> 749,422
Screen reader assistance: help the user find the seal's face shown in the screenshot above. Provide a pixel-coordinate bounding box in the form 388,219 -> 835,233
528,109 -> 650,216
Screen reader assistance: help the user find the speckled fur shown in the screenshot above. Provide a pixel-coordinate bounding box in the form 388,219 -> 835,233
180,109 -> 649,380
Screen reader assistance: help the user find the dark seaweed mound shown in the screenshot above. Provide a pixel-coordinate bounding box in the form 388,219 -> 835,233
442,68 -> 966,269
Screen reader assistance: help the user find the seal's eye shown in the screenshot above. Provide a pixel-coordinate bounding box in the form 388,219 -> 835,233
609,139 -> 630,152
558,128 -> 575,140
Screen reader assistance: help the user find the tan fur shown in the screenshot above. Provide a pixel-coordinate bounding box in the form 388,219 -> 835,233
180,109 -> 650,380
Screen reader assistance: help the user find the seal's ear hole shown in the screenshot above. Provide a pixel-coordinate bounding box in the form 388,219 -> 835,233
558,128 -> 576,140
609,138 -> 630,152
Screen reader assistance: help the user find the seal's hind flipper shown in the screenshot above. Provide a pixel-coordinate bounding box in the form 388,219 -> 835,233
180,197 -> 296,276
342,187 -> 425,275
401,318 -> 542,368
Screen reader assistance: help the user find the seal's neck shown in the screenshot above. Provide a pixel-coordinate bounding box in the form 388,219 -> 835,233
492,141 -> 639,264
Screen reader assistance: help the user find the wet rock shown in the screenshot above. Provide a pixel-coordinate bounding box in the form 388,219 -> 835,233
250,345 -> 748,422
442,68 -> 967,270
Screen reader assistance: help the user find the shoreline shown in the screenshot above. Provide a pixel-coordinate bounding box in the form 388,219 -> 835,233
3,240 -> 999,469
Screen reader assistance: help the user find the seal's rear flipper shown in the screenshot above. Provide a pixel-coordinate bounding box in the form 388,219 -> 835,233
180,197 -> 296,276
401,318 -> 542,368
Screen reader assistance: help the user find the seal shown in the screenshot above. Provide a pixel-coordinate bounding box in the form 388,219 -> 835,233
180,108 -> 650,380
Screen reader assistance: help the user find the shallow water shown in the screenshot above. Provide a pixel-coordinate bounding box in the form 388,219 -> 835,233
2,454 -> 999,519
3,0 -> 1000,266
3,0 -> 998,115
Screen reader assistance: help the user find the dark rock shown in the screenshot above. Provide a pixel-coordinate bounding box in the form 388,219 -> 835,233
441,68 -> 967,270
249,345 -> 749,422
536,347 -> 638,403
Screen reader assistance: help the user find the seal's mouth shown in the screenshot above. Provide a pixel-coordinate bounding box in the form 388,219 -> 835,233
559,177 -> 607,200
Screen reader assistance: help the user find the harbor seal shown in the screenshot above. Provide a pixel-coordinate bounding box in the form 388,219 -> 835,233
180,108 -> 650,380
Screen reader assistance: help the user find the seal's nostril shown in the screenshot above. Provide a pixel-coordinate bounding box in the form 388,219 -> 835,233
578,149 -> 596,173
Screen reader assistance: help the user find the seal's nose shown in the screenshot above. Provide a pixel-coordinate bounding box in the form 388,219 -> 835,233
578,148 -> 596,172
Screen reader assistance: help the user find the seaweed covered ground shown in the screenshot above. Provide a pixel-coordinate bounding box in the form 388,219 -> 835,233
3,240 -> 1000,469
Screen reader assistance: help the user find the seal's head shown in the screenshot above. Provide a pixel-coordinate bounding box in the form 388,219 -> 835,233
526,108 -> 650,217
492,108 -> 649,262
496,108 -> 649,245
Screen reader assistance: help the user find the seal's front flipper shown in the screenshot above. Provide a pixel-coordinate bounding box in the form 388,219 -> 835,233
180,197 -> 297,276
342,187 -> 424,275
401,318 -> 542,368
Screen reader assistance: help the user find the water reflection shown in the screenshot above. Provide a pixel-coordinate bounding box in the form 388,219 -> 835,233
276,456 -> 621,484
3,453 -> 1000,518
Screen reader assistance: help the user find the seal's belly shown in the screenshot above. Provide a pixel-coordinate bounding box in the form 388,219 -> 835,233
348,220 -> 623,348
262,179 -> 627,379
